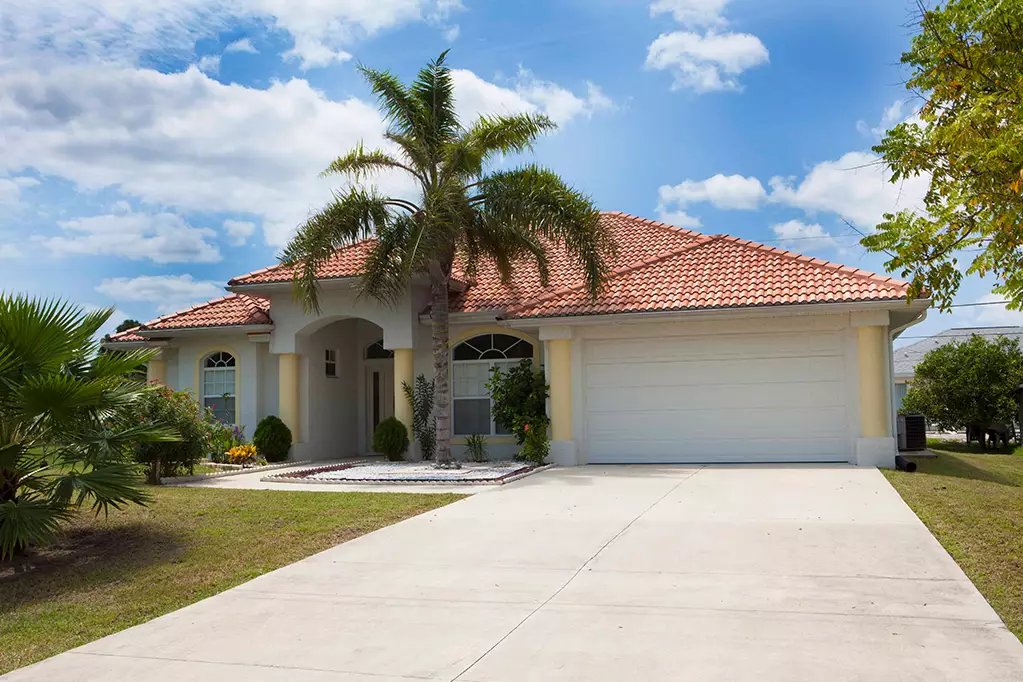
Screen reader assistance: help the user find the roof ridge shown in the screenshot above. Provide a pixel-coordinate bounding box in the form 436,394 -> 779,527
138,293 -> 238,330
109,325 -> 143,340
601,210 -> 707,240
712,234 -> 909,290
229,238 -> 378,285
504,235 -> 722,316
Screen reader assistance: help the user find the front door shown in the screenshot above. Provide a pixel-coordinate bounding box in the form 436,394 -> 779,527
365,363 -> 395,452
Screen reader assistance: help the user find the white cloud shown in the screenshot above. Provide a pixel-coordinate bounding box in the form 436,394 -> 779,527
2,0 -> 461,70
0,176 -> 39,205
444,24 -> 460,42
658,173 -> 766,211
39,211 -> 221,263
224,38 -> 257,53
968,294 -> 1023,327
657,210 -> 703,229
96,274 -> 225,314
283,39 -> 352,71
223,218 -> 256,246
197,54 -> 221,75
646,30 -> 769,92
650,0 -> 731,28
856,99 -> 923,140
768,151 -> 929,230
646,0 -> 767,93
450,68 -> 614,126
771,219 -> 839,251
0,244 -> 23,259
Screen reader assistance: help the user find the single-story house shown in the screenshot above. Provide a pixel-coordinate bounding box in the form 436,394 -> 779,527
105,211 -> 929,468
892,326 -> 1023,410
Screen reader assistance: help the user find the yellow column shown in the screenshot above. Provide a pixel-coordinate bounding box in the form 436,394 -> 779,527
393,348 -> 415,438
278,353 -> 300,443
146,358 -> 166,384
858,325 -> 888,438
548,339 -> 573,441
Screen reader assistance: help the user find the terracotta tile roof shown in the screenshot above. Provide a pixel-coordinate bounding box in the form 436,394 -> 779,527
105,294 -> 271,341
206,210 -> 909,325
106,328 -> 144,343
504,230 -> 910,319
229,239 -> 378,285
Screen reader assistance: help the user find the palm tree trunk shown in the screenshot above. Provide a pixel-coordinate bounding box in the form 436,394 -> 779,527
430,270 -> 452,464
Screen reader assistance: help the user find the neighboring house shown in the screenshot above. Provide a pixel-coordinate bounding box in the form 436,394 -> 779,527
892,326 -> 1023,411
105,212 -> 928,468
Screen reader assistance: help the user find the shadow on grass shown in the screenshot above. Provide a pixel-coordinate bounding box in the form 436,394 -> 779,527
927,438 -> 1021,456
913,452 -> 1020,488
0,521 -> 185,613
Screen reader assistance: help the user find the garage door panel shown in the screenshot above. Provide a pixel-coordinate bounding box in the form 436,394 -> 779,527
587,407 -> 846,440
585,332 -> 845,364
587,438 -> 847,463
585,356 -> 844,389
585,382 -> 846,413
582,330 -> 850,464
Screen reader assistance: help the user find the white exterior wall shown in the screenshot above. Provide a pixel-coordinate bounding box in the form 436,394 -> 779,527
294,319 -> 360,459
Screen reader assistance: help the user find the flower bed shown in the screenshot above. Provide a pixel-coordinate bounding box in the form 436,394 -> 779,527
265,461 -> 550,485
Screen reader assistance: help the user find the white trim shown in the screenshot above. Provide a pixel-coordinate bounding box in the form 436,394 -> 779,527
135,324 -> 273,338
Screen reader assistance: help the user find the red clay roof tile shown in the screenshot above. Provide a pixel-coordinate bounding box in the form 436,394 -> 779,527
106,294 -> 271,342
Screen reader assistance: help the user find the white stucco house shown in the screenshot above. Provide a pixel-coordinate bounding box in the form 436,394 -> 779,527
106,212 -> 929,468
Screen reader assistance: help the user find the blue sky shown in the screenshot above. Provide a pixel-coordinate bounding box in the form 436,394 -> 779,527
1,0 -> 1012,342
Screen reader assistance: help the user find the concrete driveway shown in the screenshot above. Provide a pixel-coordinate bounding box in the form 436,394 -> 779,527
7,465 -> 1023,681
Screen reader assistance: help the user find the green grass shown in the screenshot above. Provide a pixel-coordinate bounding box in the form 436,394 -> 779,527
0,487 -> 464,674
884,440 -> 1023,641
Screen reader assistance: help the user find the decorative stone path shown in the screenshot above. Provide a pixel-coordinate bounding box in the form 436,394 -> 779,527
265,460 -> 548,485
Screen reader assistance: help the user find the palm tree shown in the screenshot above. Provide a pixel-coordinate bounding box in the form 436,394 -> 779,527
281,52 -> 616,465
0,296 -> 172,559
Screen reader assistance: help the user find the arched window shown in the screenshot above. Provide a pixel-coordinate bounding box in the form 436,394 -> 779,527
451,334 -> 533,436
365,339 -> 395,360
202,351 -> 236,423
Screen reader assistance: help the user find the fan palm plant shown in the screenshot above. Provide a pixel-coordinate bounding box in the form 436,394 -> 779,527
0,295 -> 173,559
281,51 -> 616,465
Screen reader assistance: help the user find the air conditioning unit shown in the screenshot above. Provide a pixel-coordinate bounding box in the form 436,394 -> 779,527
897,413 -> 927,451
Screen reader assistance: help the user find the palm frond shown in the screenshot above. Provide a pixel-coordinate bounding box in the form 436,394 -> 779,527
358,65 -> 423,140
445,113 -> 556,180
323,143 -> 423,185
409,50 -> 459,154
280,189 -> 392,313
46,463 -> 151,516
0,499 -> 74,559
475,165 -> 615,297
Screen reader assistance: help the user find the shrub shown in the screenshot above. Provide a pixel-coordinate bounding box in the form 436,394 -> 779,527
466,433 -> 488,463
134,385 -> 218,484
403,374 -> 436,460
253,416 -> 292,462
373,417 -> 410,461
227,444 -> 258,465
521,420 -> 550,465
488,360 -> 550,463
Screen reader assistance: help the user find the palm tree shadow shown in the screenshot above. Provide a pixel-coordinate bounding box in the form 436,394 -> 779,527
0,522 -> 185,612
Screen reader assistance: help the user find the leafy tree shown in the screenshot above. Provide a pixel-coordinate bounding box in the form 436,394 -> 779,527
862,0 -> 1023,310
901,334 -> 1023,431
0,296 -> 174,559
133,386 -> 221,484
281,52 -> 615,465
115,319 -> 141,334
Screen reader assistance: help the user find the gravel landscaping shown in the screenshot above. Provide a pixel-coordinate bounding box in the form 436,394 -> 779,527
266,460 -> 549,485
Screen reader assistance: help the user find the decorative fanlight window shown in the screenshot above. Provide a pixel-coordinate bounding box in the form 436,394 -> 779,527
451,334 -> 534,436
202,351 -> 236,424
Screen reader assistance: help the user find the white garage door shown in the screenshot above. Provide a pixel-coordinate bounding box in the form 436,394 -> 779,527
584,328 -> 849,463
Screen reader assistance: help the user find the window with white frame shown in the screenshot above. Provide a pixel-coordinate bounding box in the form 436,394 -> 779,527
202,351 -> 236,424
452,334 -> 533,436
325,349 -> 338,377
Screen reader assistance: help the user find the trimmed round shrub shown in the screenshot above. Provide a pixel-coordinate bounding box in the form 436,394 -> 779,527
253,415 -> 292,462
373,417 -> 409,461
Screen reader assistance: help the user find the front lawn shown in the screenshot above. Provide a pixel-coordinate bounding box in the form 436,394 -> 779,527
884,440 -> 1023,641
0,487 -> 464,674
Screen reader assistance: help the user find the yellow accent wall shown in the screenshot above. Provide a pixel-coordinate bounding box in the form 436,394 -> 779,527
278,352 -> 300,443
393,348 -> 415,438
548,338 -> 573,441
147,358 -> 167,385
857,325 -> 888,438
